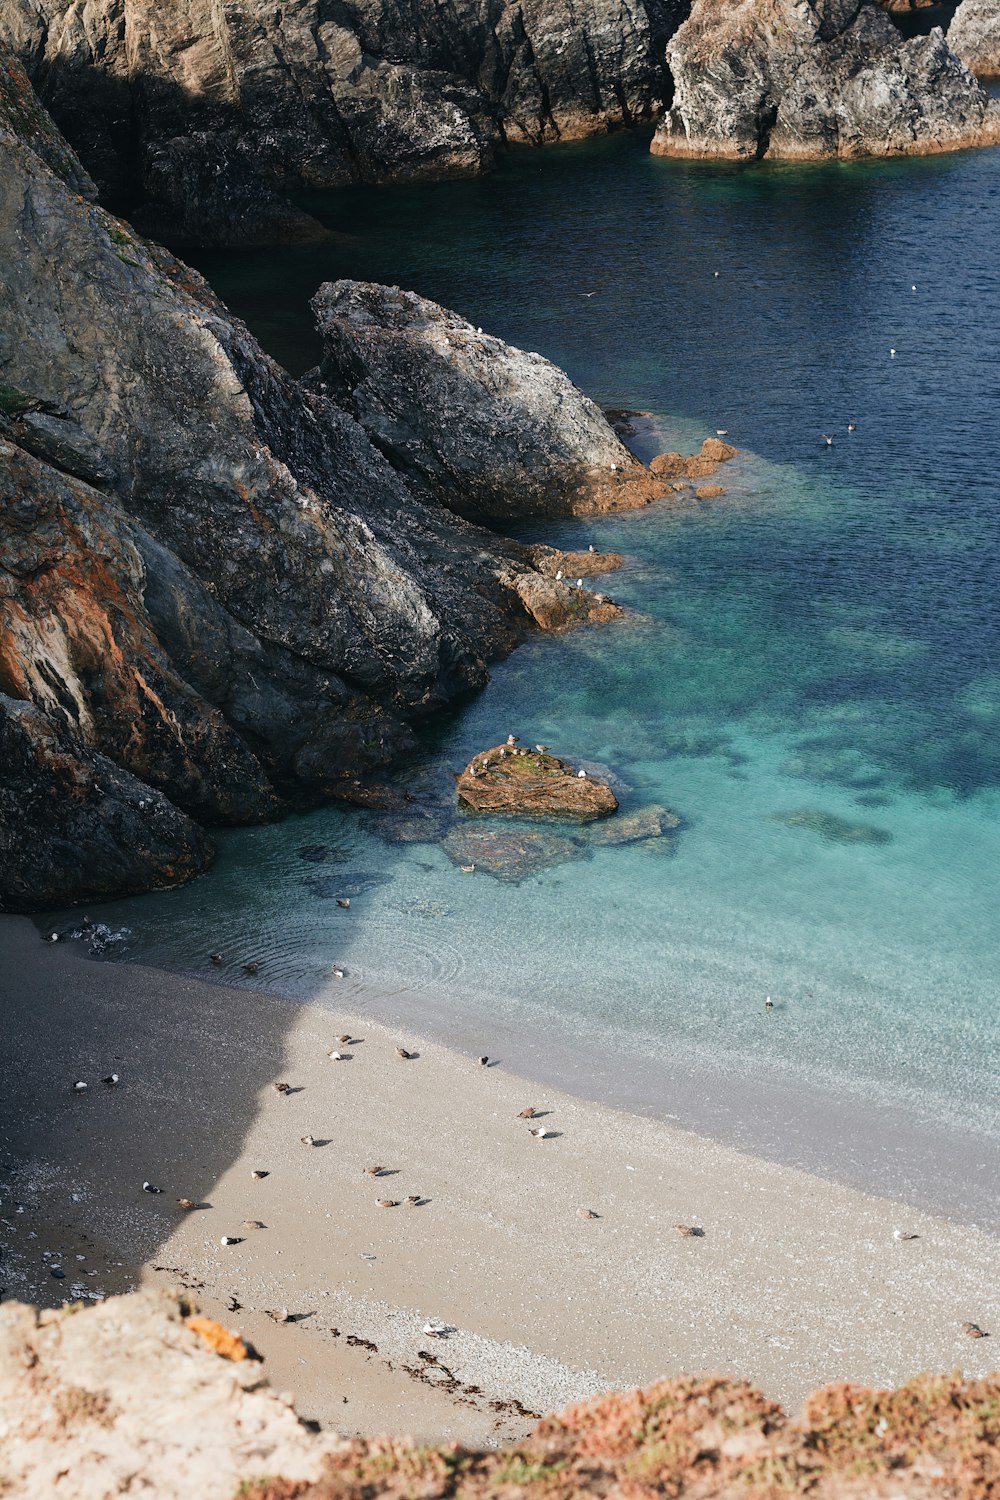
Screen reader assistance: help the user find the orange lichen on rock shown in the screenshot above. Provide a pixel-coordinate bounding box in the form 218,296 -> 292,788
650,438 -> 738,482
183,1315 -> 248,1363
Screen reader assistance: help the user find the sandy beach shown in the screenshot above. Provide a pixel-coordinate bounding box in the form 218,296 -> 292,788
1,913 -> 997,1443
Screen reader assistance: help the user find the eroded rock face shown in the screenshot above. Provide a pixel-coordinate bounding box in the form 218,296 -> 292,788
0,694 -> 214,911
0,0 -> 684,245
652,0 -> 1000,160
0,51 -> 635,908
308,281 -> 670,521
457,745 -> 619,819
949,0 -> 1000,74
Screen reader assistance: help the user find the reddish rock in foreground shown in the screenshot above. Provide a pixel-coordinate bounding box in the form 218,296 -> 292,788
457,747 -> 618,821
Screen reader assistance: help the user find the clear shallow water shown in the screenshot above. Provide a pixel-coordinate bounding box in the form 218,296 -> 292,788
50,135 -> 1000,1217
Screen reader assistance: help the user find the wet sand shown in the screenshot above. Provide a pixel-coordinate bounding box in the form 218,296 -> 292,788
1,914 -> 996,1441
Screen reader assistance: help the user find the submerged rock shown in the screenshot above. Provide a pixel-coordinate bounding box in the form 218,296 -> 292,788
457,747 -> 619,821
652,0 -> 1000,160
773,808 -> 892,844
948,0 -> 1000,74
441,824 -> 586,881
307,281 -> 671,521
590,804 -> 682,845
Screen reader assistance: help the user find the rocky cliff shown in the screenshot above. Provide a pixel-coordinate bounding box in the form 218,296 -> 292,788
652,0 -> 1000,160
0,49 -> 645,911
949,0 -> 1000,73
1,1290 -> 997,1500
0,0 -> 686,245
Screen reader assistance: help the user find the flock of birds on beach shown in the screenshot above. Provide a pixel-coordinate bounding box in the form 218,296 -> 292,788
60,1034 -> 991,1344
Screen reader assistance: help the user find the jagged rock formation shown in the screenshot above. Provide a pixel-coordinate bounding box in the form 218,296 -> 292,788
308,281 -> 671,521
949,0 -> 1000,73
0,50 -> 649,910
0,0 -> 686,245
2,1290 -> 998,1500
652,0 -> 1000,160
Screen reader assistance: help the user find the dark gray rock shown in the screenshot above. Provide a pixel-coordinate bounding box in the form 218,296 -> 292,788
307,280 -> 669,521
0,0 -> 684,246
0,693 -> 214,912
651,0 -> 1000,159
948,0 -> 1000,74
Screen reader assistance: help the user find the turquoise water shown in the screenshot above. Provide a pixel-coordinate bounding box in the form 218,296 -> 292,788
53,135 -> 1000,1219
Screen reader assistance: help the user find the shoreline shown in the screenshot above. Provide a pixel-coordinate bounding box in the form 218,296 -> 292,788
1,913 -> 997,1442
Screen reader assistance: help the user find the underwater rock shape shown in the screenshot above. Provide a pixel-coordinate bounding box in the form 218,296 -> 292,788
590,804 -> 682,845
441,825 -> 586,881
457,747 -> 619,821
773,808 -> 893,845
652,0 -> 1000,160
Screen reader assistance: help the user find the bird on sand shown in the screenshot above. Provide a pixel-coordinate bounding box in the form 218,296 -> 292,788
364,1165 -> 385,1177
273,1081 -> 292,1095
177,1198 -> 196,1211
336,897 -> 350,909
337,1034 -> 352,1044
328,1049 -> 346,1061
517,1107 -> 537,1118
220,1236 -> 242,1246
893,1228 -> 919,1241
405,1195 -> 421,1206
675,1223 -> 704,1237
251,1169 -> 269,1179
529,1126 -> 552,1139
300,1135 -> 315,1147
577,1208 -> 600,1219
267,1308 -> 289,1324
72,1080 -> 88,1094
142,1181 -> 163,1194
962,1322 -> 987,1338
478,1055 -> 490,1067
423,1319 -> 450,1337
101,1073 -> 120,1087
242,1219 -> 265,1231
376,1198 -> 398,1208
243,961 -> 259,974
396,1047 -> 415,1060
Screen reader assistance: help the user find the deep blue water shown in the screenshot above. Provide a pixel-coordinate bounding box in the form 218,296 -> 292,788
56,134 -> 1000,1215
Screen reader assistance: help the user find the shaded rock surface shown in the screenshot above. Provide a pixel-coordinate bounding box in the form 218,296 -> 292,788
3,1289 -> 999,1500
0,0 -> 686,246
0,53 -> 634,909
949,0 -> 1000,72
457,745 -> 619,819
0,693 -> 213,912
652,0 -> 1000,159
307,280 -> 671,520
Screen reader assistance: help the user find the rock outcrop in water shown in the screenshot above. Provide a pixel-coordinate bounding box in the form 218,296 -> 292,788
652,0 -> 1000,160
457,745 -> 619,819
0,0 -> 685,245
307,281 -> 670,521
948,0 -> 1000,74
0,51 -> 642,910
3,1289 -> 998,1500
